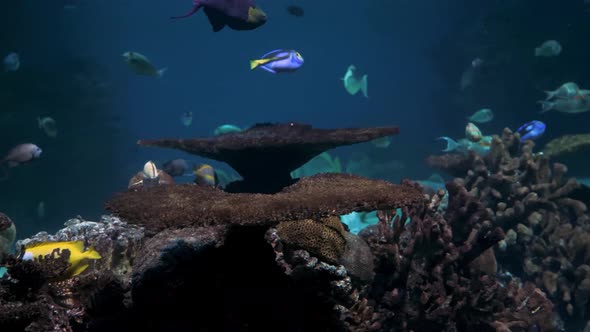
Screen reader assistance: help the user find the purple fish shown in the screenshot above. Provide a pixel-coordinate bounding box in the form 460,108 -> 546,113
0,143 -> 42,180
171,0 -> 267,32
250,49 -> 304,74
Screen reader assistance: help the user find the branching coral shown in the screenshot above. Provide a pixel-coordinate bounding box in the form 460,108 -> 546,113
427,127 -> 590,330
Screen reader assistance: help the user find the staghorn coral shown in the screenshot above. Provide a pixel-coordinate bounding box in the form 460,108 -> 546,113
138,122 -> 399,193
427,127 -> 590,330
105,173 -> 425,234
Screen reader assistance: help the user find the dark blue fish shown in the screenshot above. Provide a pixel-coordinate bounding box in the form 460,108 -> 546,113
517,120 -> 546,142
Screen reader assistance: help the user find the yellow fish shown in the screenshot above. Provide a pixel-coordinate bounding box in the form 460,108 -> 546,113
193,164 -> 217,187
22,241 -> 102,279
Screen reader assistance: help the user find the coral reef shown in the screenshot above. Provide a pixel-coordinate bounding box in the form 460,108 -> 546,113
105,173 -> 424,234
427,127 -> 590,330
138,123 -> 399,193
0,213 -> 15,261
0,216 -> 143,332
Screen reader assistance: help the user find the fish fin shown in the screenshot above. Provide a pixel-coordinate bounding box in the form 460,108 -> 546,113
157,67 -> 167,78
71,263 -> 90,276
250,59 -> 263,70
544,91 -> 554,100
360,75 -> 368,98
71,241 -> 85,250
83,247 -> 102,260
203,7 -> 226,32
170,1 -> 202,19
259,66 -> 276,74
537,100 -> 553,113
437,136 -> 459,152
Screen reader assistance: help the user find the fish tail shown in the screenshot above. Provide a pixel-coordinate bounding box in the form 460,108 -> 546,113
170,2 -> 202,19
157,67 -> 168,78
537,100 -> 553,113
83,247 -> 102,260
437,136 -> 458,152
360,75 -> 368,98
249,59 -> 261,70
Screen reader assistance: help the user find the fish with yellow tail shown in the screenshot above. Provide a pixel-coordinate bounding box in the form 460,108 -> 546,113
22,241 -> 102,279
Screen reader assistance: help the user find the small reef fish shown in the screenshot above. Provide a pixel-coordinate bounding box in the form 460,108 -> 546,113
437,136 -> 492,156
22,241 -> 102,279
471,58 -> 484,68
467,108 -> 493,123
517,120 -> 546,142
214,124 -> 243,135
122,51 -> 167,78
171,0 -> 267,32
1,143 -> 42,169
180,111 -> 193,127
535,40 -> 562,57
163,158 -> 190,177
128,161 -> 175,189
3,52 -> 20,72
286,5 -> 304,17
371,137 -> 390,148
342,65 -> 368,98
544,82 -> 583,100
38,116 -> 58,138
465,122 -> 483,142
538,97 -> 590,114
194,164 -> 218,187
250,49 -> 304,73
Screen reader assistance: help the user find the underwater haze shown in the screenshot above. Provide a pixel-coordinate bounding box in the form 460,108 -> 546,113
1,1 -> 589,239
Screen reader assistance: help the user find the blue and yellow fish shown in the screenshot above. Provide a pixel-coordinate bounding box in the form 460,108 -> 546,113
250,49 -> 304,73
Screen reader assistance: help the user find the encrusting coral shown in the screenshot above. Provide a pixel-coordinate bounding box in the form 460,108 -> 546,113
427,127 -> 590,330
138,122 -> 400,193
105,173 -> 425,234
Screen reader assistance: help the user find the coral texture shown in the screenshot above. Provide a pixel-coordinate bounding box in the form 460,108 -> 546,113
105,173 -> 425,234
138,123 -> 400,193
543,133 -> 590,158
427,127 -> 590,330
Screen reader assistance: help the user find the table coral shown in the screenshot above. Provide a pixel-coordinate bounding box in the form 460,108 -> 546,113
105,173 -> 425,234
138,122 -> 399,193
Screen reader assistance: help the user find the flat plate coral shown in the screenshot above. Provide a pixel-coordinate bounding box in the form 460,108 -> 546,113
105,173 -> 424,233
137,122 -> 400,193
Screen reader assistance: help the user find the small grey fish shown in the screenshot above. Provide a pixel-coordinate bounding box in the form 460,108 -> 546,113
122,51 -> 167,78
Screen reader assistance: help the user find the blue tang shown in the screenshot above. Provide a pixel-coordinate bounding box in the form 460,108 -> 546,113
250,49 -> 304,74
517,120 -> 546,142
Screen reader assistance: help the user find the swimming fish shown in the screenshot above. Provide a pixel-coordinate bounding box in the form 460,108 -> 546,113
371,137 -> 390,148
538,97 -> 590,114
342,65 -> 368,98
286,5 -> 304,17
163,158 -> 190,177
517,120 -> 546,142
1,143 -> 42,169
467,108 -> 494,123
437,136 -> 492,156
3,52 -> 20,72
22,241 -> 102,280
465,122 -> 483,142
180,111 -> 193,127
128,161 -> 175,189
38,116 -> 58,138
194,164 -> 218,187
535,40 -> 562,57
214,124 -> 243,135
171,0 -> 267,32
544,82 -> 582,100
250,49 -> 304,73
122,51 -> 167,78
